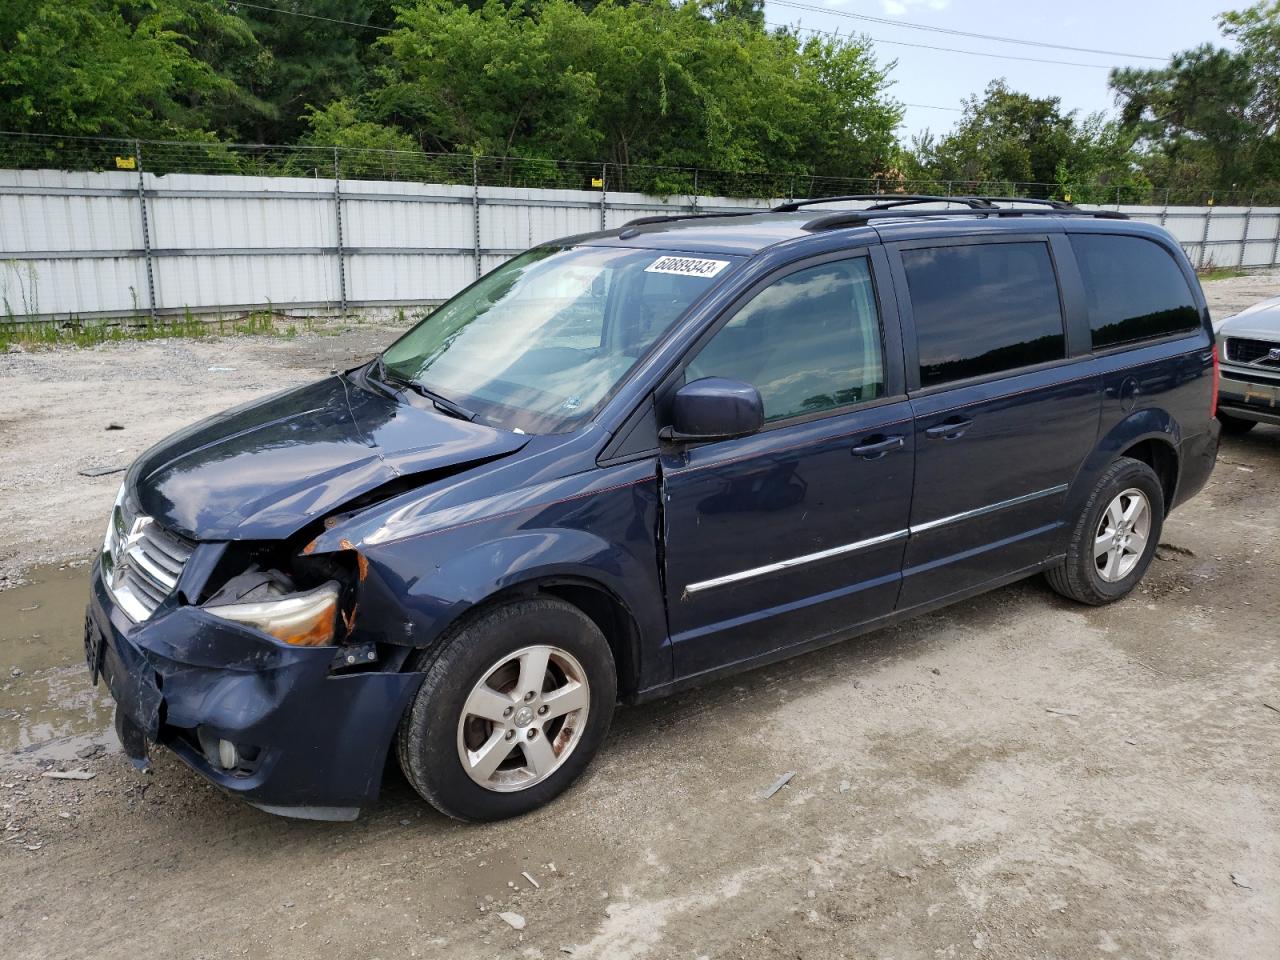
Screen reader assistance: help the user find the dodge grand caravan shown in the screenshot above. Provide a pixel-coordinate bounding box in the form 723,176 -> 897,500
86,195 -> 1220,822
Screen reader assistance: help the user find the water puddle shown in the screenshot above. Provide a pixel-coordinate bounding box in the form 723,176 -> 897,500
0,563 -> 118,771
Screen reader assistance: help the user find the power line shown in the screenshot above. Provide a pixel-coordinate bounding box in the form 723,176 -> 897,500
769,0 -> 1166,62
902,102 -> 963,112
770,20 -> 1120,69
233,3 -> 1117,73
231,1 -> 392,31
230,3 -> 1121,71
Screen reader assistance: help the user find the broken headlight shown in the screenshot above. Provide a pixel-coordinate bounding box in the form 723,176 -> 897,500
204,580 -> 341,647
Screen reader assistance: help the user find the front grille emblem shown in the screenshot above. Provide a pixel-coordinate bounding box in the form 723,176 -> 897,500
110,515 -> 153,590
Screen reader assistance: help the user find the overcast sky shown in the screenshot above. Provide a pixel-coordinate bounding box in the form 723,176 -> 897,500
762,0 -> 1236,140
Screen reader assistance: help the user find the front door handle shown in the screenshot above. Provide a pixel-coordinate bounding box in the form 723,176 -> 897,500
924,416 -> 974,440
851,434 -> 905,459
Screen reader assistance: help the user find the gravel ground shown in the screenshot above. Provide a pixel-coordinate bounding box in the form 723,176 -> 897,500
0,274 -> 1278,959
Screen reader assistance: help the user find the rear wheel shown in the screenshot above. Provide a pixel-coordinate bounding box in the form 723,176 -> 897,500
396,597 -> 616,821
1045,457 -> 1164,605
1217,411 -> 1257,434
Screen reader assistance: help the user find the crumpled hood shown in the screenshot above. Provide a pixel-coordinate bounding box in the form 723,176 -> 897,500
131,374 -> 529,540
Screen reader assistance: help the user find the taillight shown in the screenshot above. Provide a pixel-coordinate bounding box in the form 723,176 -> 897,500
1210,347 -> 1220,418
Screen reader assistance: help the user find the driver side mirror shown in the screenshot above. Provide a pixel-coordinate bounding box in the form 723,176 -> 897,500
660,377 -> 764,443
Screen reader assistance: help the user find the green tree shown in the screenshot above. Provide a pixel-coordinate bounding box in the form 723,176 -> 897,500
0,0 -> 250,141
910,80 -> 1084,191
901,79 -> 1148,201
227,1 -> 386,143
1110,1 -> 1280,199
339,0 -> 898,188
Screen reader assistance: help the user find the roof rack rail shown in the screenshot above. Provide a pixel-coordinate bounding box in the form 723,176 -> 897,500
773,194 -> 956,212
620,211 -> 758,228
967,196 -> 1078,210
865,195 -> 997,211
803,207 -> 1129,231
776,194 -> 1084,213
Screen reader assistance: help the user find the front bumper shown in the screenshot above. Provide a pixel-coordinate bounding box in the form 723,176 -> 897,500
86,561 -> 423,819
1219,365 -> 1280,424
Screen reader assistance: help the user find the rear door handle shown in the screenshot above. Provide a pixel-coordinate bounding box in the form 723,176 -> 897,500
850,434 -> 905,459
924,416 -> 974,440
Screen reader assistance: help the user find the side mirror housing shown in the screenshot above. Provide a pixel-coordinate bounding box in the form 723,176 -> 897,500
661,377 -> 764,443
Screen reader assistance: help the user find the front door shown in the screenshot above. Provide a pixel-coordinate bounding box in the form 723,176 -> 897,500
659,252 -> 914,680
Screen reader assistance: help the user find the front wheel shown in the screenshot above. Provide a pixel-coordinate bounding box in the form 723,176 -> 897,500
1045,457 -> 1165,606
396,597 -> 616,822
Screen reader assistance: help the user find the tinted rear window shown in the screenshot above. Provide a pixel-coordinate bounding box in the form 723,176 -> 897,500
1069,234 -> 1200,349
903,241 -> 1066,388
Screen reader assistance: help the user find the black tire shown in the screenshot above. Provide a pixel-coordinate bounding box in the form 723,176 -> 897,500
1217,411 -> 1257,434
396,596 -> 616,822
1045,457 -> 1165,606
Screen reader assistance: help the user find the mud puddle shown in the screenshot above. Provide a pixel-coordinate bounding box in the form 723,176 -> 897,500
0,562 -> 117,770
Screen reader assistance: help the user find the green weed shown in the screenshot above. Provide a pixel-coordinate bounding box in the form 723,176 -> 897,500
0,310 -> 290,350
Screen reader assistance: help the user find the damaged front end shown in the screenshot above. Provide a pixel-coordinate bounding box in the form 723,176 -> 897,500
87,484 -> 424,821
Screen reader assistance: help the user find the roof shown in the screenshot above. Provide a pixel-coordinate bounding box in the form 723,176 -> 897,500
580,211 -> 825,256
575,197 -> 1150,257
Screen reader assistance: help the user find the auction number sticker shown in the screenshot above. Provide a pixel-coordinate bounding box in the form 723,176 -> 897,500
644,256 -> 730,278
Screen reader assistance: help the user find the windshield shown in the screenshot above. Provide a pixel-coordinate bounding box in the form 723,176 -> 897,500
380,245 -> 739,433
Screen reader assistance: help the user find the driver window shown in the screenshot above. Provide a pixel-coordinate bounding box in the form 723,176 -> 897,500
685,258 -> 884,422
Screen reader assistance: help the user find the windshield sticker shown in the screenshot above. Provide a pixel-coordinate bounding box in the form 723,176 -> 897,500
644,256 -> 730,278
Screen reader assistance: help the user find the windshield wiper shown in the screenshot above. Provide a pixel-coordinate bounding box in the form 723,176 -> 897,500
374,357 -> 477,422
417,385 -> 478,422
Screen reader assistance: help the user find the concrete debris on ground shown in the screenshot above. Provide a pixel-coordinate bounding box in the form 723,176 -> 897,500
759,772 -> 795,799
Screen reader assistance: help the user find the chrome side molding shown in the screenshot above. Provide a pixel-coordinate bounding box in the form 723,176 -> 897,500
684,483 -> 1068,595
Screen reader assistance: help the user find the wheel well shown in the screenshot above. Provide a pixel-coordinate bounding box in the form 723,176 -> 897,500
399,580 -> 642,699
538,581 -> 641,701
1119,438 -> 1178,509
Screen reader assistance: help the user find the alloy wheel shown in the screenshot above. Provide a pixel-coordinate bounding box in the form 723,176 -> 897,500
455,644 -> 590,792
1094,487 -> 1151,582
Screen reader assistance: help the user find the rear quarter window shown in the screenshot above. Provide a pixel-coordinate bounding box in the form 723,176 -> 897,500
902,241 -> 1066,388
1069,234 -> 1200,350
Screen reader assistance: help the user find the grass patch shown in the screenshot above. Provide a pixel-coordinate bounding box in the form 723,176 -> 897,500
0,309 -> 313,350
1198,267 -> 1249,282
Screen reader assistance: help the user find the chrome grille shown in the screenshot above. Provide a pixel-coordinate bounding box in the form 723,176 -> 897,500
101,490 -> 193,622
1226,337 -> 1280,366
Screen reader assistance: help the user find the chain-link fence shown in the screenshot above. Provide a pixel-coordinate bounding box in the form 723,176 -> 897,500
3,130 -> 1279,324
4,130 -> 1280,206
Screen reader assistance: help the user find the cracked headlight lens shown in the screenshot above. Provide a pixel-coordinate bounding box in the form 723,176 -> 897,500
204,582 -> 340,646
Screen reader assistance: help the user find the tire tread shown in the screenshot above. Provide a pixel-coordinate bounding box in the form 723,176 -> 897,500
395,596 -> 614,821
1044,457 -> 1164,606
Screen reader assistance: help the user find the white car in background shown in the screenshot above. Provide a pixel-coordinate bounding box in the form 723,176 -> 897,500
1216,296 -> 1280,433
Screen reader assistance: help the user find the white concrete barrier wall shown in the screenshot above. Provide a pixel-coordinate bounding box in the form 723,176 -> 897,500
1,168 -> 1276,321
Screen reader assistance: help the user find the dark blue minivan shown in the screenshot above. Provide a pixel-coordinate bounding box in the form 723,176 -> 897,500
85,196 -> 1220,821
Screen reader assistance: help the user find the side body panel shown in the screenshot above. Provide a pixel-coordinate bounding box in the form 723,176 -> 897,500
1056,221 -> 1217,523
660,400 -> 915,677
655,244 -> 915,680
313,455 -> 673,693
885,231 -> 1103,607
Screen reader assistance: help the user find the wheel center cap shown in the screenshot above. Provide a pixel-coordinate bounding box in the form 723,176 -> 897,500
513,706 -> 535,727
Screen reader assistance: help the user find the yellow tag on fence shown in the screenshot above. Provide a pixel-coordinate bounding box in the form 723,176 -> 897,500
590,177 -> 604,188
114,156 -> 137,170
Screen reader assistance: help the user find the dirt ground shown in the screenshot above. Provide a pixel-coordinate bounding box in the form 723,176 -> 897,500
1,274 -> 1278,960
